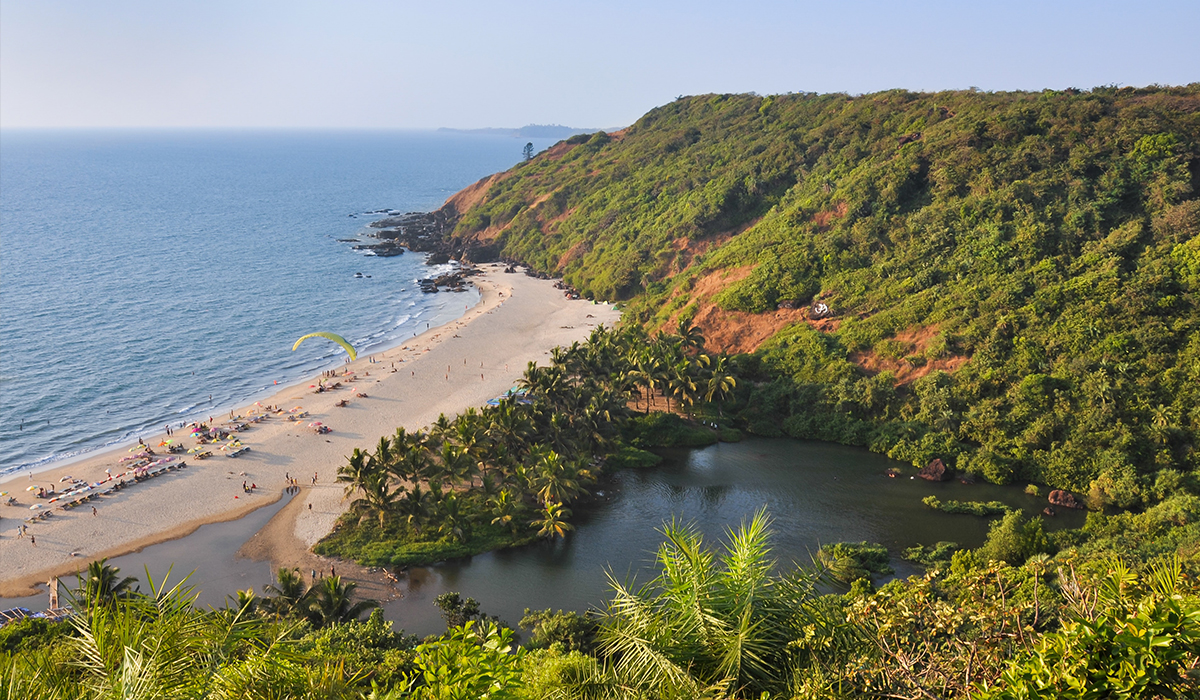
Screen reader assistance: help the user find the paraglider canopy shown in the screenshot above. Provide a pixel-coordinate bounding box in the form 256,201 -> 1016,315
292,332 -> 357,361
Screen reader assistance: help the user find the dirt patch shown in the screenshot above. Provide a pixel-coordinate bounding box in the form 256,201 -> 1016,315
528,192 -> 553,210
665,225 -> 745,276
663,266 -> 805,354
443,172 -> 510,214
557,240 -> 590,269
692,304 -> 808,355
813,200 -> 848,229
541,141 -> 578,161
546,206 -> 576,227
848,325 -> 970,384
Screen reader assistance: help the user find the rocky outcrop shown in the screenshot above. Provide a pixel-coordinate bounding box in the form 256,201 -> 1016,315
365,207 -> 501,264
917,458 -> 952,482
1048,490 -> 1084,510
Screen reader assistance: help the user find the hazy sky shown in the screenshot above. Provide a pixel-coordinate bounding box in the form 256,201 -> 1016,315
2,0 -> 1197,129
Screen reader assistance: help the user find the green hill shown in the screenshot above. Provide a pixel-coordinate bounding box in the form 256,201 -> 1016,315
442,86 -> 1200,498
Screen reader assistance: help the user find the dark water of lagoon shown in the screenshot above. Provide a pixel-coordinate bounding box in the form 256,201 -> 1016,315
2,439 -> 1085,637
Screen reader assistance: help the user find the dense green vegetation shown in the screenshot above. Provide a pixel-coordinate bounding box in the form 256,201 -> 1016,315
449,86 -> 1200,502
6,514 -> 1199,698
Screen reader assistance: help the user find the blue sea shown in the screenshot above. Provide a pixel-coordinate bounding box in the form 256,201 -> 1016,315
0,130 -> 556,474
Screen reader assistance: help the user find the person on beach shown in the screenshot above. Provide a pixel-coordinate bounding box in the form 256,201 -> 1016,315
30,535 -> 35,546
91,506 -> 97,517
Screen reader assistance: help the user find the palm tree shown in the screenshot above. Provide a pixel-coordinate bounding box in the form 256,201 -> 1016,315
532,501 -> 575,539
261,567 -> 310,619
530,449 -> 582,505
371,435 -> 393,473
337,447 -> 377,499
676,318 -> 706,354
351,471 -> 399,528
226,588 -> 260,615
435,492 -> 471,543
305,576 -> 378,627
428,413 -> 454,448
399,484 -> 437,534
591,510 -> 822,698
667,361 -> 698,411
488,489 -> 525,536
704,355 -> 737,427
76,558 -> 139,606
437,442 -> 478,489
388,429 -> 430,484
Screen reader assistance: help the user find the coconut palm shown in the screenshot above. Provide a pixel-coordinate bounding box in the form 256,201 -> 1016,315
532,501 -> 575,539
435,492 -> 471,543
438,442 -> 478,489
337,447 -> 377,499
305,576 -> 378,628
351,471 -> 399,528
399,484 -> 438,534
261,567 -> 310,618
225,588 -> 259,615
704,355 -> 737,427
530,449 -> 582,505
76,558 -> 139,606
388,428 -> 430,484
676,318 -> 706,354
667,361 -> 698,411
488,488 -> 525,536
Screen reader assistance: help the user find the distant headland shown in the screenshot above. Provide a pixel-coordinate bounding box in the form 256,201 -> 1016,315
437,123 -> 618,139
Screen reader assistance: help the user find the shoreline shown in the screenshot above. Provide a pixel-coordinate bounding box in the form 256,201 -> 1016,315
0,265 -> 621,597
1,275 -> 478,484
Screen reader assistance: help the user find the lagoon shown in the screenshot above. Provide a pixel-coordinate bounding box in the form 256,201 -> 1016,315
1,438 -> 1084,637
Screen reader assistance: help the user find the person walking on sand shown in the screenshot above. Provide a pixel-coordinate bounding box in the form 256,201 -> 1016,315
92,506 -> 97,517
30,535 -> 35,547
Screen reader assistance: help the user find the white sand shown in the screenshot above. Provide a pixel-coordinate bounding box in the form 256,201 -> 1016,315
0,265 -> 619,595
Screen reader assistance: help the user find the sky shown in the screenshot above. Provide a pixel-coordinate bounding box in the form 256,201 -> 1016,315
2,0 -> 1197,129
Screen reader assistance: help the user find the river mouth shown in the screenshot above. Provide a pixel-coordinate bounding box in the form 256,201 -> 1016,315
2,438 -> 1084,637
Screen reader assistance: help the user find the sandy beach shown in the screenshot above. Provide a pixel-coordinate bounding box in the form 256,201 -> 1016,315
0,264 -> 620,597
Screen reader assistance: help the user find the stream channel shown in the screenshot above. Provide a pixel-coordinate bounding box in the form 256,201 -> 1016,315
2,438 -> 1085,637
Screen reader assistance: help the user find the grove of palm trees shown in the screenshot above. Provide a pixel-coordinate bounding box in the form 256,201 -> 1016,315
315,322 -> 738,568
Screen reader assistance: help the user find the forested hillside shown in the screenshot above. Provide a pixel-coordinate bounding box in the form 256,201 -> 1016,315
444,86 -> 1200,499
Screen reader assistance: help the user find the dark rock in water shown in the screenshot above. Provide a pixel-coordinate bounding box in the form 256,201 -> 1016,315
1048,489 -> 1084,509
1043,506 -> 1057,516
917,458 -> 952,482
426,252 -> 450,265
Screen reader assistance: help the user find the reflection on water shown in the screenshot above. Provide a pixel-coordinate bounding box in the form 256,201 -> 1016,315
2,439 -> 1085,638
382,439 -> 1084,636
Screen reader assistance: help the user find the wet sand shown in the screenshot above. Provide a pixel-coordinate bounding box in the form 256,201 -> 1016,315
0,264 -> 620,596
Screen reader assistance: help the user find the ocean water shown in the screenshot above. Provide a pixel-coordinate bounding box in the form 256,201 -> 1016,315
0,130 -> 556,473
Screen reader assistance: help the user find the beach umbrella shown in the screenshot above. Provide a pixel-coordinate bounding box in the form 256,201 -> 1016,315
30,504 -> 42,510
26,485 -> 39,492
59,476 -> 73,482
0,491 -> 7,497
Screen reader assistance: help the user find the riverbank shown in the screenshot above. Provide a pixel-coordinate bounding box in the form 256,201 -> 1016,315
0,264 -> 620,596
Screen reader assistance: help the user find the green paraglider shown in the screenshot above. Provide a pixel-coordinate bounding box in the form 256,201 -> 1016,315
292,332 -> 357,361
